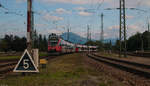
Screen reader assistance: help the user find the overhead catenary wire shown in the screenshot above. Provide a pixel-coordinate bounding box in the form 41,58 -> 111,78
0,3 -> 24,16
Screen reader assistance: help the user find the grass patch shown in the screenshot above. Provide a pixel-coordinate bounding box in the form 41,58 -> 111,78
99,83 -> 108,86
39,52 -> 49,57
0,53 -> 127,86
0,56 -> 20,60
0,52 -> 48,60
50,71 -> 80,79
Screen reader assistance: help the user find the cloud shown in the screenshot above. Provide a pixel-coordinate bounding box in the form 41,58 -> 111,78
74,7 -> 93,16
43,13 -> 64,21
16,0 -> 101,5
127,24 -> 145,34
126,15 -> 134,19
16,0 -> 150,8
38,29 -> 63,36
107,24 -> 147,38
108,25 -> 119,30
38,0 -> 99,5
127,24 -> 144,37
78,11 -> 93,16
55,8 -> 71,14
35,24 -> 48,28
0,28 -> 26,38
16,0 -> 26,3
128,25 -> 139,30
47,29 -> 63,35
135,0 -> 150,7
74,7 -> 85,11
16,0 -> 111,5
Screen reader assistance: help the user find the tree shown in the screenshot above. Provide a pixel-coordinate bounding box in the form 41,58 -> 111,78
21,37 -> 27,51
142,31 -> 150,50
0,39 -> 8,52
3,35 -> 13,51
43,35 -> 48,51
127,32 -> 142,51
0,35 -> 27,52
33,29 -> 39,48
38,34 -> 48,51
113,39 -> 120,51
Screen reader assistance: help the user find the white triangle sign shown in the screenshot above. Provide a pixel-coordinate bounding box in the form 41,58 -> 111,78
13,49 -> 39,72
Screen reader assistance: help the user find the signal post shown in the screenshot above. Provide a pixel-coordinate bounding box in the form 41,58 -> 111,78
13,0 -> 39,73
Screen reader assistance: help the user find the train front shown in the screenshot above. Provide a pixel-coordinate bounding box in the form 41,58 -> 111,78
48,33 -> 61,54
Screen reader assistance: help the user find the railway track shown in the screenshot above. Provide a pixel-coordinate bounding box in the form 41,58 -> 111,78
127,52 -> 150,58
0,55 -> 56,78
87,53 -> 150,79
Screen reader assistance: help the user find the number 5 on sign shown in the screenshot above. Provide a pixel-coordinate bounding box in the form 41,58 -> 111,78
23,59 -> 29,69
13,49 -> 39,72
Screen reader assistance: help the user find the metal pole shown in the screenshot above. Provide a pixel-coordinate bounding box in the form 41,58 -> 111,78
123,0 -> 127,57
27,0 -> 32,52
90,32 -> 91,41
31,0 -> 34,48
119,0 -> 127,57
87,25 -> 90,53
148,20 -> 150,50
148,21 -> 150,32
101,13 -> 104,43
119,0 -> 122,57
87,25 -> 90,42
67,28 -> 69,41
141,35 -> 144,52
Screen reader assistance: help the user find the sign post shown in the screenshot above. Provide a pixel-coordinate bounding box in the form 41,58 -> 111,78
33,49 -> 39,68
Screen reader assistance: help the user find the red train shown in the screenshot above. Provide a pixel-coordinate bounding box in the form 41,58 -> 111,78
48,33 -> 98,54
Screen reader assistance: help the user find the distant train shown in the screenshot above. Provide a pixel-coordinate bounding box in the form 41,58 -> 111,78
48,33 -> 98,54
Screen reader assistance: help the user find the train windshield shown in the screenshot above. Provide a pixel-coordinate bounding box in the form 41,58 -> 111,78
49,40 -> 58,46
49,33 -> 59,46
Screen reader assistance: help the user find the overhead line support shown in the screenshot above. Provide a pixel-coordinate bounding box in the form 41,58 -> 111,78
119,0 -> 127,57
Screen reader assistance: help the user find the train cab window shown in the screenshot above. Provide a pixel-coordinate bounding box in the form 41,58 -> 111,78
49,38 -> 58,46
48,33 -> 59,46
49,40 -> 58,46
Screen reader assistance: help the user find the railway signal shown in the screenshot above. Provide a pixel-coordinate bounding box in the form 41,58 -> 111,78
13,49 -> 39,72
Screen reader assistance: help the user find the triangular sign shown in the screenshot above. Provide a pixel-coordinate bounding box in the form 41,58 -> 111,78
13,49 -> 39,72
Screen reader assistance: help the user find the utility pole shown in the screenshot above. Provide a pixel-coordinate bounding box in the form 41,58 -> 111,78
87,25 -> 90,42
100,13 -> 104,43
27,0 -> 33,53
67,20 -> 71,41
87,25 -> 90,53
119,0 -> 127,57
147,20 -> 150,50
67,28 -> 69,41
31,3 -> 34,48
141,35 -> 144,52
90,32 -> 91,41
148,21 -> 150,32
